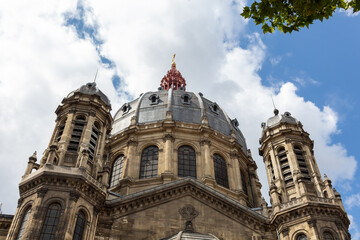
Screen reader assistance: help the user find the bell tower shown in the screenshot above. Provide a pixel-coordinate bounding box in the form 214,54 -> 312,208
259,109 -> 350,240
7,82 -> 112,240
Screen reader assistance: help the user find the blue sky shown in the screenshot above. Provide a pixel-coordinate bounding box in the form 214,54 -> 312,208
0,0 -> 359,238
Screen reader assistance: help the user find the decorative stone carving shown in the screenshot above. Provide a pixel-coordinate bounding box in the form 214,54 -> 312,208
37,188 -> 48,198
163,134 -> 175,142
200,139 -> 211,146
70,191 -> 80,202
179,204 -> 199,222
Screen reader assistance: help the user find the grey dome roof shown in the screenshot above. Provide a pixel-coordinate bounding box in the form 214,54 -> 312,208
263,110 -> 298,129
66,82 -> 110,106
111,88 -> 248,154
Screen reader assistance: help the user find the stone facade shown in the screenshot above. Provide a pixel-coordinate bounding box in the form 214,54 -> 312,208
4,63 -> 350,240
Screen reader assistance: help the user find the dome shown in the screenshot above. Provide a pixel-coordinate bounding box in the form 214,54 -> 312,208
66,82 -> 111,106
111,88 -> 247,154
262,110 -> 299,129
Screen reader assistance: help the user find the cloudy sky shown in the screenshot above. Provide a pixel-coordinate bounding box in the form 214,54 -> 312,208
0,0 -> 359,238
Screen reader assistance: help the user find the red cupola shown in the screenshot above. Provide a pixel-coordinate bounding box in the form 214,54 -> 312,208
160,54 -> 186,90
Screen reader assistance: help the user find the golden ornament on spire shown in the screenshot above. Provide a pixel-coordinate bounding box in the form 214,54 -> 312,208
172,54 -> 176,67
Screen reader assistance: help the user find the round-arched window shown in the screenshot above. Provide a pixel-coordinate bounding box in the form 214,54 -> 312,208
110,155 -> 125,187
323,231 -> 334,240
178,146 -> 196,178
296,234 -> 308,240
139,146 -> 159,179
213,154 -> 229,188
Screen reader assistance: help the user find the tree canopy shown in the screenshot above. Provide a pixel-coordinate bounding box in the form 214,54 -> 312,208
241,0 -> 360,33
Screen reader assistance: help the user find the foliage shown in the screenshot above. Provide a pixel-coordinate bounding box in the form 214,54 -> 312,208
241,0 -> 360,34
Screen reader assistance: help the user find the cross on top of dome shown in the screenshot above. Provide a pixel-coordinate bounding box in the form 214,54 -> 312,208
160,54 -> 186,90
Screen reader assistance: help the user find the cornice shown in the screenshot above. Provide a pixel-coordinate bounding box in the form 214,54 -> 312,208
102,178 -> 272,233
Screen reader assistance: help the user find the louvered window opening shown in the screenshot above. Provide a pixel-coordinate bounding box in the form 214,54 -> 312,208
68,119 -> 85,152
278,148 -> 293,186
110,155 -> 125,187
39,203 -> 61,240
178,146 -> 196,178
213,154 -> 229,188
89,124 -> 99,161
241,171 -> 248,196
56,122 -> 65,142
294,146 -> 311,181
16,207 -> 31,240
270,160 -> 275,181
72,211 -> 86,240
139,146 -> 158,179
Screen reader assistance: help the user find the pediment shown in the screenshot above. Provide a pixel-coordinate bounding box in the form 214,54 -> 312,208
100,178 -> 274,238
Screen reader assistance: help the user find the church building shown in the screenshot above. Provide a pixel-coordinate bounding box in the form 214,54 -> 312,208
0,58 -> 350,239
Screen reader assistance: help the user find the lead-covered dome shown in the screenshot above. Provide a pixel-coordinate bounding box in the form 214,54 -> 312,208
111,60 -> 248,155
66,82 -> 111,106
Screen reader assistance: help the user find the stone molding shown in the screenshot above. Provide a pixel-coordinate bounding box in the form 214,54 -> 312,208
103,178 -> 272,233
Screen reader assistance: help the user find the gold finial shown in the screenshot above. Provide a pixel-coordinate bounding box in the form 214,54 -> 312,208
172,54 -> 176,67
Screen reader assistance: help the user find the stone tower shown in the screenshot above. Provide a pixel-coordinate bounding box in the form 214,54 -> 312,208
6,82 -> 112,239
259,109 -> 350,240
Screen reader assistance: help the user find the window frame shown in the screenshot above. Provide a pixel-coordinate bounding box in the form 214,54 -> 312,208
110,155 -> 125,187
213,154 -> 229,188
178,145 -> 197,178
39,203 -> 62,240
139,146 -> 159,179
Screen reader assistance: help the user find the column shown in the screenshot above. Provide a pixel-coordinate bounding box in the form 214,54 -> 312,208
124,140 -> 138,179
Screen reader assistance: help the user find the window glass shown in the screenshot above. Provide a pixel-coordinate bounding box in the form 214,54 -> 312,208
178,146 -> 196,178
297,234 -> 308,240
110,155 -> 125,187
139,146 -> 159,179
16,207 -> 31,240
40,203 -> 61,240
72,211 -> 86,240
213,154 -> 229,188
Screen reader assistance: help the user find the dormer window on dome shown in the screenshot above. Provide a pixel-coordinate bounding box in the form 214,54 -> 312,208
121,103 -> 131,115
231,119 -> 239,128
181,93 -> 192,105
149,94 -> 160,105
210,103 -> 220,114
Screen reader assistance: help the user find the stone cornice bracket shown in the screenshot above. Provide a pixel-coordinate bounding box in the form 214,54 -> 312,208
285,138 -> 292,144
37,188 -> 48,198
163,134 -> 175,142
280,227 -> 289,236
70,191 -> 80,202
89,111 -> 96,117
200,139 -> 211,146
17,197 -> 24,207
126,140 -> 138,147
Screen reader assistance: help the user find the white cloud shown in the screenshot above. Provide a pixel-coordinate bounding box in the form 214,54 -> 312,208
0,0 -> 357,218
270,56 -> 282,66
345,194 -> 360,210
349,215 -> 360,240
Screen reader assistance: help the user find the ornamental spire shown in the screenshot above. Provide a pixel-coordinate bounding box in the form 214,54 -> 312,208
160,54 -> 186,90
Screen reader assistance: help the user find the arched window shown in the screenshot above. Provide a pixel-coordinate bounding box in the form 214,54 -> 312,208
178,146 -> 196,178
296,234 -> 308,240
213,154 -> 229,188
323,231 -> 334,240
89,122 -> 100,161
73,211 -> 86,240
278,147 -> 293,186
56,118 -> 66,142
110,155 -> 125,187
294,145 -> 311,181
68,116 -> 86,152
40,203 -> 61,240
16,207 -> 31,240
240,171 -> 248,195
139,146 -> 159,179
